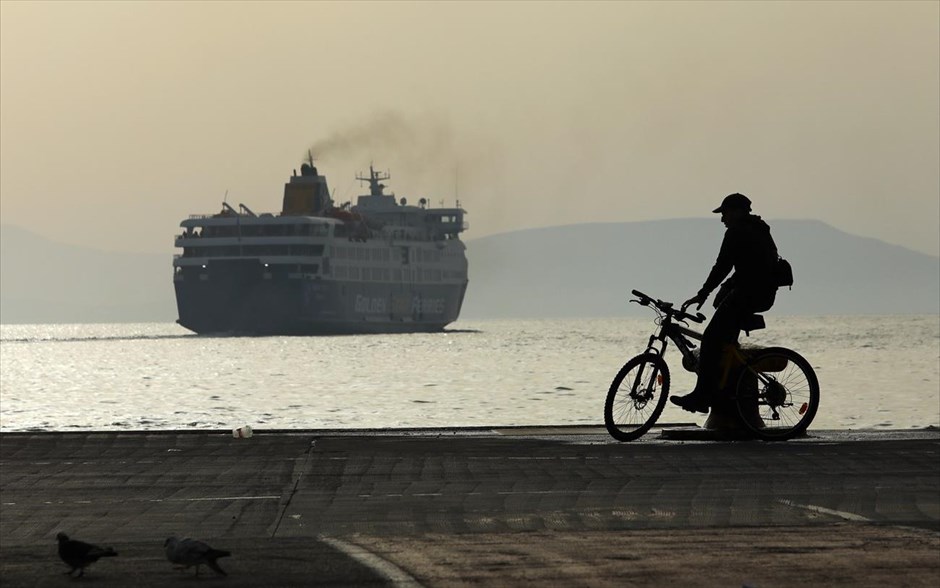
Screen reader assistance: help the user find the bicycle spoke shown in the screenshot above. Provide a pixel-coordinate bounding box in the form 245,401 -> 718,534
605,354 -> 670,441
738,348 -> 819,440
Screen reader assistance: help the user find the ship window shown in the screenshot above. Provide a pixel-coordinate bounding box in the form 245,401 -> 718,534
291,244 -> 324,256
243,245 -> 289,256
334,224 -> 349,238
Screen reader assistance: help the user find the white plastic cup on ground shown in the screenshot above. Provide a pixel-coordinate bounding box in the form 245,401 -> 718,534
232,425 -> 253,439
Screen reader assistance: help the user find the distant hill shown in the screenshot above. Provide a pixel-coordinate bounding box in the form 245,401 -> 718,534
1,219 -> 937,324
462,219 -> 940,317
0,225 -> 174,324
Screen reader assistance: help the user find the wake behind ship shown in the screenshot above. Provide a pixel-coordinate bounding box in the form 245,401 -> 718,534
173,159 -> 468,335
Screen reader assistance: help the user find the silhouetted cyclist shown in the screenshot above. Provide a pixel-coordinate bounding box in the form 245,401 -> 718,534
671,193 -> 779,413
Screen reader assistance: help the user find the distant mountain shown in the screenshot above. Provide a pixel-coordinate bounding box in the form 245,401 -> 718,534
1,219 -> 937,324
462,219 -> 940,317
0,225 -> 174,324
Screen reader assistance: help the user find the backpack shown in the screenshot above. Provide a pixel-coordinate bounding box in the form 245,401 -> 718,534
774,256 -> 794,290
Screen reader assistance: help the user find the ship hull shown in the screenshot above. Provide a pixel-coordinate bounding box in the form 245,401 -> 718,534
174,259 -> 467,335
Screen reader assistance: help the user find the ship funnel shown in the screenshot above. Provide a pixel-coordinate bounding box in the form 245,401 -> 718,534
282,163 -> 332,215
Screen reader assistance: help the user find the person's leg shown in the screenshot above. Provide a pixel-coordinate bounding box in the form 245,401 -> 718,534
671,292 -> 749,412
701,287 -> 776,392
693,300 -> 744,395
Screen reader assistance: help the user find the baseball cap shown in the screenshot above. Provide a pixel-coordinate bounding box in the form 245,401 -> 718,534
713,193 -> 752,214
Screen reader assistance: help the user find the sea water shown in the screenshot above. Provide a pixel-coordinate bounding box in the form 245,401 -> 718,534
1,316 -> 937,432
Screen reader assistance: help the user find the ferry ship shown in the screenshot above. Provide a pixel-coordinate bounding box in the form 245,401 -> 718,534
173,158 -> 468,335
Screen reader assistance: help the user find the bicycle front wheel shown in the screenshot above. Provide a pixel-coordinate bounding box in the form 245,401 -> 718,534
604,353 -> 671,442
734,347 -> 820,441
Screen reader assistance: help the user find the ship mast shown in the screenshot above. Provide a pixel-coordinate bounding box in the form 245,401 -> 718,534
356,164 -> 391,197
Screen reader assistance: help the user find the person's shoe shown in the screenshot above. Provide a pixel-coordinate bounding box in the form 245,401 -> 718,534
670,393 -> 711,414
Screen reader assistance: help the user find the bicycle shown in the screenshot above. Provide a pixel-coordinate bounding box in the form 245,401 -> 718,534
604,289 -> 820,442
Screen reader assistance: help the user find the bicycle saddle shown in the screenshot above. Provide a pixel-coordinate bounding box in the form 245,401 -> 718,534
742,314 -> 765,335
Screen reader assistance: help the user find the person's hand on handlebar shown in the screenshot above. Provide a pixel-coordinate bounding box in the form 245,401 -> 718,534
682,293 -> 707,312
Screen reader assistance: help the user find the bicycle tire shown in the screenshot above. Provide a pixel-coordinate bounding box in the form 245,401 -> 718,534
734,346 -> 820,441
604,353 -> 671,442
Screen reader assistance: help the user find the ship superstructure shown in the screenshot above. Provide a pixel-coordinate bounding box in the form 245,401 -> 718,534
173,159 -> 468,334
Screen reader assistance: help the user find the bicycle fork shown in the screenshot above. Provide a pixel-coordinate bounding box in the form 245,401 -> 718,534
629,362 -> 659,406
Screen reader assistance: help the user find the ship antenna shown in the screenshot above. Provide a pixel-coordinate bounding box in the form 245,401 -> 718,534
223,189 -> 229,204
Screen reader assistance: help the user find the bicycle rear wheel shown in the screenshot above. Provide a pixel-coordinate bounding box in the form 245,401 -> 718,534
604,353 -> 670,441
734,347 -> 819,441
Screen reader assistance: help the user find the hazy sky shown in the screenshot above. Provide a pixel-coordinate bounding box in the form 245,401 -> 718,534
1,1 -> 938,256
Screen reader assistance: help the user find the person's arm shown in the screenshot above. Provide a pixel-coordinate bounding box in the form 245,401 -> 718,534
697,229 -> 736,299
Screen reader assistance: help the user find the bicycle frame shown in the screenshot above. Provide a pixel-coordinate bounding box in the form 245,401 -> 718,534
641,305 -> 769,393
643,314 -> 702,370
647,316 -> 773,389
619,312 -> 704,407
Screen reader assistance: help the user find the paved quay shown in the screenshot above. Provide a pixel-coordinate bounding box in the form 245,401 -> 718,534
1,426 -> 938,587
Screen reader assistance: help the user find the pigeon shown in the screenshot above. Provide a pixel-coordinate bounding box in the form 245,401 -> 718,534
164,536 -> 231,576
56,532 -> 118,577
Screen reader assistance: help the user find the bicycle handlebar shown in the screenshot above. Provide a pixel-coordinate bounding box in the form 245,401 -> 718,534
630,289 -> 706,324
